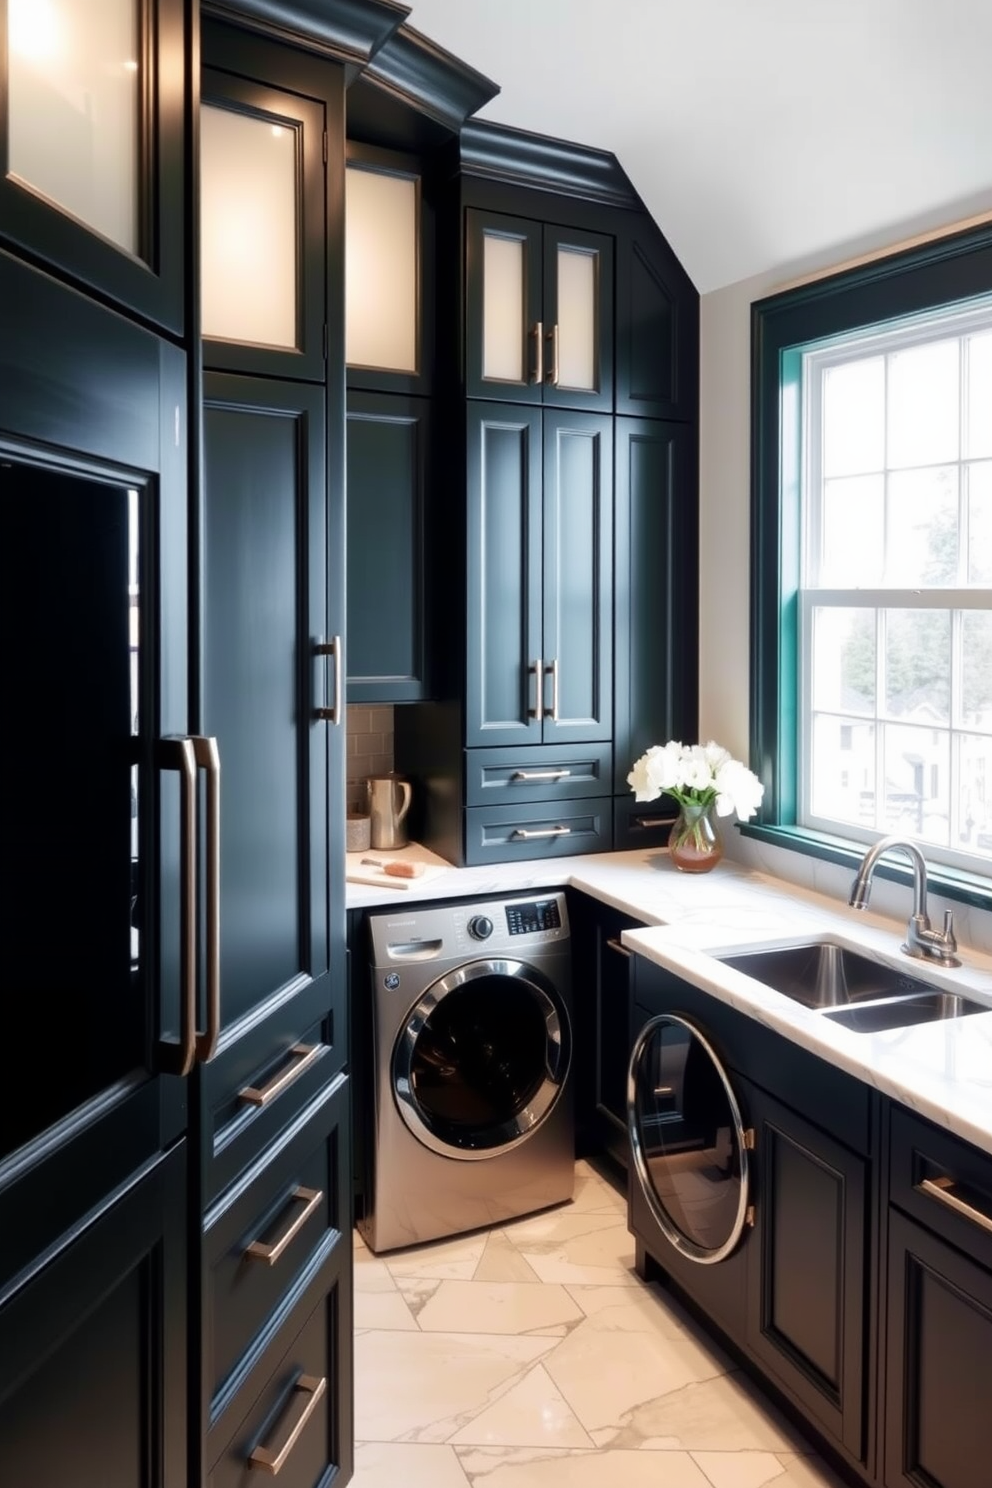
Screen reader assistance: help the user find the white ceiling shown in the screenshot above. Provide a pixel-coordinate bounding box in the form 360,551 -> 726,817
405,0 -> 992,294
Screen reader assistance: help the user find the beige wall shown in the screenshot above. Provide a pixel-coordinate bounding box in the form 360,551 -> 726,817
697,212 -> 992,953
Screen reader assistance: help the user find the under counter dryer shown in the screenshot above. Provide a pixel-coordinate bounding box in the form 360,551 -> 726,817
360,892 -> 575,1253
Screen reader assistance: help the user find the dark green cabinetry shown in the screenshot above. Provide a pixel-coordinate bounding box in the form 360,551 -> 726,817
346,391 -> 430,702
571,896 -> 643,1172
616,213 -> 699,422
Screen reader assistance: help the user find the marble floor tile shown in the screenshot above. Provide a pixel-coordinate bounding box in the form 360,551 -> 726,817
610,1370 -> 812,1453
383,1231 -> 488,1282
473,1228 -> 544,1283
416,1279 -> 584,1335
454,1445 -> 714,1487
353,1287 -> 420,1331
353,1442 -> 471,1488
354,1329 -> 554,1443
509,1216 -> 640,1286
691,1450 -> 847,1488
448,1363 -> 595,1449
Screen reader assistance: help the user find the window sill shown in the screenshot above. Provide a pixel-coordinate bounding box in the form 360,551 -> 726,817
738,822 -> 992,913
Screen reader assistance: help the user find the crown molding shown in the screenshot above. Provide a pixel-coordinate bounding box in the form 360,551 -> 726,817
359,24 -> 498,135
459,120 -> 641,210
201,0 -> 408,68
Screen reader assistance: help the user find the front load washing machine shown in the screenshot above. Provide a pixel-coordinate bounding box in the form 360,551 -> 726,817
359,892 -> 574,1253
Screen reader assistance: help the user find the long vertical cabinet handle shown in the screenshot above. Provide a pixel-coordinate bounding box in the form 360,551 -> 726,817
545,324 -> 560,386
530,321 -> 544,385
192,736 -> 221,1064
529,658 -> 544,721
159,738 -> 197,1077
313,637 -> 343,724
545,658 -> 560,721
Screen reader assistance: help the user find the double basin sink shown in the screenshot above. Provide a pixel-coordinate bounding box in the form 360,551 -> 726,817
718,941 -> 987,1034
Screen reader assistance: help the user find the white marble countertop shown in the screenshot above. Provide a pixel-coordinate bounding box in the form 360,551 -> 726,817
345,844 -> 992,1155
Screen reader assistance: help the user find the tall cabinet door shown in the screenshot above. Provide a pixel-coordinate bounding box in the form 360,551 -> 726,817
465,401 -> 544,747
198,374 -> 340,1202
542,409 -> 612,741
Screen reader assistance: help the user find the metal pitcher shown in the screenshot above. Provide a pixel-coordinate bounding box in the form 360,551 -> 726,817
366,773 -> 413,850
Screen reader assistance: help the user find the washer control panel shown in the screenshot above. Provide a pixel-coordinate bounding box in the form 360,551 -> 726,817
505,898 -> 562,936
369,892 -> 569,966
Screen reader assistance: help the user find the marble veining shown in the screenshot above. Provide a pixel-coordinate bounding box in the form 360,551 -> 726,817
353,1162 -> 846,1488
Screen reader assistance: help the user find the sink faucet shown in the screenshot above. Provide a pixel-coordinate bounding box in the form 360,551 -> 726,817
849,835 -> 960,967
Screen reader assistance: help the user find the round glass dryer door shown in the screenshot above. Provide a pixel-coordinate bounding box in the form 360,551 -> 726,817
393,959 -> 571,1161
628,1014 -> 751,1264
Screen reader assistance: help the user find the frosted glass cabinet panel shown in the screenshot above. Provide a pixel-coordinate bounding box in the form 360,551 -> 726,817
346,164 -> 418,373
556,246 -> 597,392
200,103 -> 298,349
7,0 -> 140,253
482,232 -> 526,383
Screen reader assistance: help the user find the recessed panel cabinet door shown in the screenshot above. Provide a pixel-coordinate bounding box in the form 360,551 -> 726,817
199,372 -> 339,1202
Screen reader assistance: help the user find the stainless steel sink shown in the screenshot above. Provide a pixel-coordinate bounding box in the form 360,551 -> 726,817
719,942 -> 931,1008
718,941 -> 987,1033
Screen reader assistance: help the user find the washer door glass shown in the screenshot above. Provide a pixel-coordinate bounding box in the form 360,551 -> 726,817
628,1014 -> 750,1264
393,958 -> 571,1160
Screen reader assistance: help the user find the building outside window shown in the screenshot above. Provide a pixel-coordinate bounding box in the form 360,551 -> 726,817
749,224 -> 992,907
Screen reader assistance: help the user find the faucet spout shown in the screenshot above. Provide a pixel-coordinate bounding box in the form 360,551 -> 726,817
848,835 -> 960,967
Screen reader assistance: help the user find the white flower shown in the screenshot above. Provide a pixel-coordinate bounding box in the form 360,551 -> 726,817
628,739 -> 764,822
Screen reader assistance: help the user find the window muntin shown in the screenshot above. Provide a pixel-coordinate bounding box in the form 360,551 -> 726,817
799,307 -> 992,871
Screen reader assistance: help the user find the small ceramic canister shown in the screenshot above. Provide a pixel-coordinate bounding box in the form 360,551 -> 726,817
346,812 -> 371,853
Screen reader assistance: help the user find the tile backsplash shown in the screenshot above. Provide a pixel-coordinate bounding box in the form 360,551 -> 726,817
346,705 -> 395,812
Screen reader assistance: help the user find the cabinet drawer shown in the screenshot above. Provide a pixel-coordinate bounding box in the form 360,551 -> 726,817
205,1072 -> 349,1410
464,798 -> 611,865
613,795 -> 678,850
209,1258 -> 350,1488
889,1105 -> 992,1267
466,743 -> 612,806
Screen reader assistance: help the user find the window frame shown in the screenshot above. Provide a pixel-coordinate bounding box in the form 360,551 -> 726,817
747,221 -> 992,911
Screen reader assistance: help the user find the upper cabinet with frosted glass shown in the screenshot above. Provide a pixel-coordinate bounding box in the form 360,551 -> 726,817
345,142 -> 433,396
465,208 -> 613,413
1,0 -> 185,332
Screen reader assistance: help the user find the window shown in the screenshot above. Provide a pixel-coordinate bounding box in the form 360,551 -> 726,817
750,223 -> 992,907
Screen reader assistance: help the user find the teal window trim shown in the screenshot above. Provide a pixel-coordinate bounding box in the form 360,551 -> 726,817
749,221 -> 992,912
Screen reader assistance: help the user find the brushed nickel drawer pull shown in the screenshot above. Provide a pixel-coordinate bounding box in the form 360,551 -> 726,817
512,768 -> 571,782
239,1044 -> 320,1108
918,1175 -> 992,1234
605,936 -> 632,959
248,1373 -> 326,1474
512,825 -> 571,840
634,815 -> 678,829
246,1186 -> 323,1266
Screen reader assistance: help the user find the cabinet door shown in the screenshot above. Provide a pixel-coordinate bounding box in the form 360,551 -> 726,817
573,898 -> 639,1169
613,417 -> 697,791
346,391 -> 429,703
465,401 -> 544,747
746,1084 -> 866,1462
542,409 -> 612,741
0,1144 -> 186,1488
198,373 -> 342,1201
615,214 -> 699,422
543,225 -> 613,413
465,208 -> 543,403
200,65 -> 327,381
0,253 -> 188,1294
884,1208 -> 992,1488
0,0 -> 185,332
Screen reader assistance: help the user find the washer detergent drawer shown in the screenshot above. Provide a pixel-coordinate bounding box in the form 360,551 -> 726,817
464,797 -> 611,864
465,743 -> 612,807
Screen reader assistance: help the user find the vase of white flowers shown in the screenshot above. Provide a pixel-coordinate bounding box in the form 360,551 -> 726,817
627,740 -> 764,874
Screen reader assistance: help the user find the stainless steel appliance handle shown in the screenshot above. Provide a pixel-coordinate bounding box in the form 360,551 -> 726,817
512,825 -> 571,840
159,737 -> 197,1077
529,659 -> 544,722
918,1175 -> 992,1234
530,320 -> 544,385
192,736 -> 221,1064
512,768 -> 571,782
313,636 -> 342,724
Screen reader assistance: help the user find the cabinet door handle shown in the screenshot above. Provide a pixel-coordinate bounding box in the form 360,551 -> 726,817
512,768 -> 571,782
512,825 -> 571,840
159,737 -> 197,1077
530,320 -> 544,384
529,658 -> 544,721
313,636 -> 342,724
246,1186 -> 323,1266
239,1044 -> 321,1107
634,814 -> 678,830
545,658 -> 559,721
605,936 -> 632,959
247,1373 -> 326,1474
191,736 -> 221,1064
546,323 -> 559,385
918,1175 -> 992,1234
